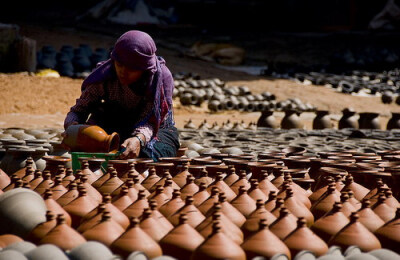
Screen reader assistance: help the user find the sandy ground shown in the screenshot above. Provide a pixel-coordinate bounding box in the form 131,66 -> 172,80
0,24 -> 399,130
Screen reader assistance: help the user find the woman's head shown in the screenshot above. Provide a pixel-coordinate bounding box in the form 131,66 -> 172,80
111,30 -> 157,85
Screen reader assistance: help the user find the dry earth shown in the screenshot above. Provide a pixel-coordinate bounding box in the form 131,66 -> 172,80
0,24 -> 399,130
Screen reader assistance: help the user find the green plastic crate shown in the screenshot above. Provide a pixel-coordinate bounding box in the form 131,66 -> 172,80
71,151 -> 119,173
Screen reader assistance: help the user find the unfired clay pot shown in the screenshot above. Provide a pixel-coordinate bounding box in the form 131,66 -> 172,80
374,208 -> 400,253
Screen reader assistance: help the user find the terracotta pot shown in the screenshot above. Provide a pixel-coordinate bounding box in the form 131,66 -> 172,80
281,110 -> 304,129
357,199 -> 385,232
77,203 -> 108,233
265,191 -> 277,211
371,193 -> 396,222
63,187 -> 99,228
82,211 -> 125,247
339,192 -> 357,218
0,168 -> 11,190
62,124 -> 120,153
33,171 -> 54,195
27,211 -> 57,244
215,193 -> 246,227
39,214 -> 86,251
43,190 -> 72,226
141,166 -> 161,191
107,159 -> 131,179
148,185 -> 170,209
328,212 -> 381,251
0,188 -> 47,238
111,179 -> 138,202
61,168 -> 75,187
374,208 -> 400,253
79,160 -> 98,184
168,196 -> 205,228
242,218 -> 291,259
148,199 -> 174,234
191,220 -> 246,260
172,164 -> 190,188
223,165 -> 240,186
193,167 -> 213,187
310,202 -> 350,242
198,208 -> 243,245
207,173 -> 236,202
230,186 -> 256,218
311,184 -> 341,220
313,110 -> 333,129
180,175 -> 200,200
269,207 -> 298,240
0,234 -> 23,248
247,179 -> 268,202
230,171 -> 251,194
56,181 -> 79,206
192,183 -> 210,207
98,169 -> 124,195
42,156 -> 71,178
123,190 -> 149,219
49,177 -> 68,200
283,217 -> 328,257
283,188 -> 314,226
159,189 -> 185,218
92,166 -> 112,189
79,175 -> 103,203
242,199 -> 277,238
140,208 -> 169,242
160,213 -> 204,259
112,187 -> 134,212
110,217 -> 162,259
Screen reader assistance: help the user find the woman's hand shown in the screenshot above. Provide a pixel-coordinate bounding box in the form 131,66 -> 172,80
119,137 -> 141,159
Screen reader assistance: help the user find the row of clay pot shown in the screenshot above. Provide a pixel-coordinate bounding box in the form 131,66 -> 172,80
2,151 -> 400,259
258,109 -> 400,130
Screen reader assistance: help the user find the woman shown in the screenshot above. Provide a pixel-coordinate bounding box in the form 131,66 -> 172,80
63,30 -> 180,161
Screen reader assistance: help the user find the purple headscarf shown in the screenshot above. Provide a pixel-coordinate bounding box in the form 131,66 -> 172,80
81,30 -> 174,143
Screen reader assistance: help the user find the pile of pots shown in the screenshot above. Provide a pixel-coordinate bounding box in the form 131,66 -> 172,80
36,44 -> 110,78
172,73 -> 316,113
0,127 -> 400,259
292,69 -> 400,105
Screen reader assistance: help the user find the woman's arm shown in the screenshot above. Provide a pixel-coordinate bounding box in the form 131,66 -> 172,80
64,83 -> 104,129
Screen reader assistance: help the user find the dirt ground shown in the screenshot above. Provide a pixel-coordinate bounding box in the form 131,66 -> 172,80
0,24 -> 399,130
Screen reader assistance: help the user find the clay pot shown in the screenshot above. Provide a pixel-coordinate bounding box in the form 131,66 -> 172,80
193,167 -> 213,187
169,196 -> 205,228
112,187 -> 134,211
62,124 -> 120,153
33,171 -> 54,195
43,190 -> 72,226
49,177 -> 68,200
0,168 -> 11,190
92,166 -> 112,189
258,172 -> 279,196
148,185 -> 170,209
107,159 -> 131,178
192,183 -> 210,207
27,211 -> 57,244
123,190 -> 149,219
0,188 -> 47,238
310,202 -> 350,242
63,187 -> 99,228
207,173 -> 236,202
79,175 -> 103,203
371,193 -> 396,222
29,170 -> 43,190
283,217 -> 328,257
140,208 -> 169,242
61,168 -> 75,187
242,219 -> 291,259
357,199 -> 385,232
247,179 -> 268,202
39,214 -> 86,251
265,191 -> 277,211
313,110 -> 333,129
80,160 -> 98,184
257,110 -> 279,128
172,164 -> 191,188
0,234 -> 23,248
241,199 -> 277,238
196,203 -> 244,244
82,194 -> 129,230
191,220 -> 246,260
159,214 -> 205,259
111,217 -> 162,259
311,184 -> 341,220
374,208 -> 400,253
387,112 -> 400,130
159,189 -> 185,218
358,112 -> 381,130
42,156 -> 71,177
230,186 -> 256,218
339,108 -> 359,129
269,207 -> 298,240
223,166 -> 240,186
283,188 -> 314,226
342,175 -> 370,201
328,212 -> 381,251
149,199 -> 174,234
180,175 -> 200,199
82,211 -> 125,247
56,181 -> 79,206
215,193 -> 246,227
281,110 -> 304,129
